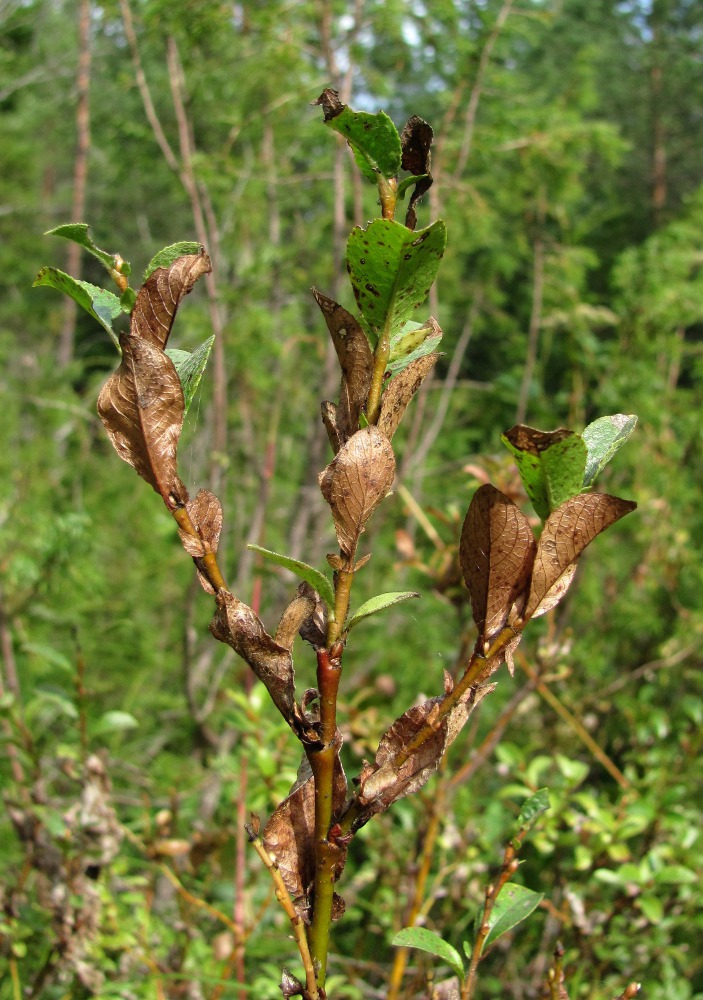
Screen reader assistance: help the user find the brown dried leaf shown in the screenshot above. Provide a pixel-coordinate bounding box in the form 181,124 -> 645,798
297,582 -> 328,650
321,400 -> 342,453
460,485 -> 536,643
312,87 -> 344,122
503,425 -> 573,452
262,751 -> 347,920
524,493 -> 636,621
355,682 -> 494,829
319,426 -> 395,557
377,350 -> 440,440
400,115 -> 434,231
275,592 -> 316,651
313,290 -> 373,446
97,335 -> 187,507
131,250 -> 212,350
180,489 -> 223,593
210,591 -> 298,728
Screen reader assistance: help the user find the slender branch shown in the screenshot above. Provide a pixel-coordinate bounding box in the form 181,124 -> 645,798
246,825 -> 321,1000
366,313 -> 394,425
307,646 -> 343,988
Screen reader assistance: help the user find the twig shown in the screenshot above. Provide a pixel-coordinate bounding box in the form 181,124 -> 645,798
246,824 -> 321,1000
158,863 -> 243,939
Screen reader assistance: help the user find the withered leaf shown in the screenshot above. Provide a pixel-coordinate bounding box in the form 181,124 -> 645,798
210,591 -> 298,729
97,334 -> 187,508
524,493 -> 636,621
178,488 -> 222,557
275,592 -> 317,652
321,400 -> 342,453
354,682 -> 494,829
312,87 -> 344,122
313,290 -> 373,446
131,249 -> 212,350
297,582 -> 328,650
377,350 -> 440,440
262,751 -> 347,920
400,115 -> 434,230
319,426 -> 395,557
460,485 -> 536,643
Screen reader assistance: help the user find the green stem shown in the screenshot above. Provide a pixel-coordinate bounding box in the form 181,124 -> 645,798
366,315 -> 392,425
307,646 -> 343,988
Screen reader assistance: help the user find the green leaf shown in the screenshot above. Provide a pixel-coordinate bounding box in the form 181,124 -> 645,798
482,884 -> 544,951
144,241 -> 203,280
346,591 -> 420,631
391,927 -> 464,979
501,426 -> 587,521
582,414 -> 638,487
387,317 -> 442,376
397,174 -> 430,201
34,267 -> 122,350
45,223 -> 131,277
517,788 -> 551,832
247,545 -> 335,611
653,865 -> 698,885
322,108 -> 401,182
165,336 -> 215,413
21,642 -> 74,675
555,754 -> 590,785
94,710 -> 139,733
121,286 -> 137,314
346,219 -> 447,336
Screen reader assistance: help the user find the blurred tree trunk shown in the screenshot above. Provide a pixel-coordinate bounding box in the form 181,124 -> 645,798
57,0 -> 91,368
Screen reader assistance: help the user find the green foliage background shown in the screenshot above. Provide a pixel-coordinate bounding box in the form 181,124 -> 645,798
1,1 -> 702,997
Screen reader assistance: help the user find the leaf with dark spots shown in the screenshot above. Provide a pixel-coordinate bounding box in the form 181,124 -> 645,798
377,351 -> 440,440
319,427 -> 396,557
275,592 -> 317,652
313,290 -> 373,444
263,751 -> 348,921
313,89 -> 402,182
400,116 -> 434,230
354,683 -> 494,829
346,219 -> 447,335
177,489 -> 223,593
459,485 -> 536,643
210,591 -> 299,729
131,248 -> 211,350
524,494 -> 636,621
502,425 -> 587,521
97,334 -> 187,508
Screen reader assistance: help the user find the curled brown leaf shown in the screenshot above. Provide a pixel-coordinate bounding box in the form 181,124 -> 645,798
131,250 -> 212,350
262,751 -> 347,921
319,426 -> 395,558
524,493 -> 636,621
313,290 -> 373,447
210,591 -> 298,729
377,349 -> 440,440
400,115 -> 434,230
97,335 -> 187,508
460,484 -> 536,644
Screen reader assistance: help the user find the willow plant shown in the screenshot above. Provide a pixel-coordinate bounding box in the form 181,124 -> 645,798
37,91 -> 639,998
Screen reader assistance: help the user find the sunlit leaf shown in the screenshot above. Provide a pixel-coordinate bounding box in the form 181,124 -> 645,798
144,241 -> 203,280
482,883 -> 544,951
165,335 -> 215,413
314,88 -> 402,182
582,413 -> 638,487
46,222 -> 131,276
387,316 -> 442,376
517,788 -> 551,831
247,544 -> 335,611
34,267 -> 122,349
392,927 -> 464,979
346,219 -> 447,335
346,591 -> 421,631
502,426 -> 588,520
